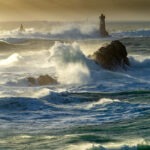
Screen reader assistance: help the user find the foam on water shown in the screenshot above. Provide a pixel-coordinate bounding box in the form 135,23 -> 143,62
0,41 -> 149,95
0,93 -> 149,128
0,86 -> 52,98
0,25 -> 99,42
87,138 -> 149,150
0,21 -> 150,150
0,53 -> 22,66
86,98 -> 120,109
48,41 -> 91,84
0,22 -> 150,43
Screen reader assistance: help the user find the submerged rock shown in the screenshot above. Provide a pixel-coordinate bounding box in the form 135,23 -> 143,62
90,40 -> 130,70
27,75 -> 57,86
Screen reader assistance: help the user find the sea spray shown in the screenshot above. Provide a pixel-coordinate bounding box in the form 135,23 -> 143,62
0,53 -> 23,66
0,23 -> 99,42
49,41 -> 91,84
1,22 -> 150,43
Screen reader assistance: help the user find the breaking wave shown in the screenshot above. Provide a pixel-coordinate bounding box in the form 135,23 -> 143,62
0,22 -> 150,150
112,29 -> 150,38
48,41 -> 92,84
0,24 -> 100,43
0,53 -> 22,66
1,24 -> 150,43
88,144 -> 150,150
0,41 -> 149,93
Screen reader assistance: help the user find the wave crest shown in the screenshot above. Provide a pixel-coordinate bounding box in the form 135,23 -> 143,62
49,41 -> 91,84
0,53 -> 22,66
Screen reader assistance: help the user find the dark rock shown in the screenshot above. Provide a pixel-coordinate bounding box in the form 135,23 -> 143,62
37,75 -> 57,85
99,14 -> 109,37
90,40 -> 130,70
27,77 -> 36,85
27,75 -> 57,86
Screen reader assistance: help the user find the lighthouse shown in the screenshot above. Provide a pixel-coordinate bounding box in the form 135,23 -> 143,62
19,24 -> 25,32
99,14 -> 109,37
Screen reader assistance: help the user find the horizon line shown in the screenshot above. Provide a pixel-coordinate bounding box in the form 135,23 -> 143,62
0,20 -> 150,23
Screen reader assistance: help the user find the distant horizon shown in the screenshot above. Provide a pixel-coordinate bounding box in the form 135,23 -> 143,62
0,19 -> 150,23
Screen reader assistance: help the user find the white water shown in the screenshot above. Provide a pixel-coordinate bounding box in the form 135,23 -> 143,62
49,41 -> 91,84
0,22 -> 150,43
0,22 -> 150,150
0,41 -> 149,98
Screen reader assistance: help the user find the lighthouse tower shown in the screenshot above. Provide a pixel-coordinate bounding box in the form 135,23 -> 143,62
99,14 -> 109,37
19,24 -> 25,32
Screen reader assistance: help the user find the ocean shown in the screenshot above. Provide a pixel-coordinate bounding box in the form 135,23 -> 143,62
0,21 -> 150,150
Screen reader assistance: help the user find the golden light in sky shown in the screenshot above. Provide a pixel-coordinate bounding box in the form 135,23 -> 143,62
0,0 -> 150,21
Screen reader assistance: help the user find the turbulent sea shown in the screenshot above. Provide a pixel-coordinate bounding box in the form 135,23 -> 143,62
0,21 -> 150,150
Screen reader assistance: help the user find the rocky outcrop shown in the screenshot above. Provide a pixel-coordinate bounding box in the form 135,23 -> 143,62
27,75 -> 57,86
90,40 -> 130,70
99,14 -> 109,37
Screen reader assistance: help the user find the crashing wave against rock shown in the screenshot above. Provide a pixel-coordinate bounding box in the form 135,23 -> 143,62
27,41 -> 130,86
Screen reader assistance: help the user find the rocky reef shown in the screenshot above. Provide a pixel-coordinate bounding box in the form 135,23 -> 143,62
27,75 -> 57,86
90,40 -> 130,70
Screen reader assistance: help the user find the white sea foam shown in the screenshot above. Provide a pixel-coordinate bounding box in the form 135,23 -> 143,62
0,87 -> 51,98
0,40 -> 149,92
0,22 -> 149,150
87,138 -> 147,150
67,138 -> 147,150
0,53 -> 22,66
0,24 -> 150,43
0,24 -> 99,42
0,41 -> 149,92
67,143 -> 98,150
86,98 -> 120,109
129,56 -> 150,68
49,41 -> 91,84
50,23 -> 98,37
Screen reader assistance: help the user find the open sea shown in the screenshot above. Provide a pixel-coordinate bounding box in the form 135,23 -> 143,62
0,21 -> 150,150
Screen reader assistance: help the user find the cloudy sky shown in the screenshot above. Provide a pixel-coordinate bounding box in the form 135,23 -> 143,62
0,0 -> 150,21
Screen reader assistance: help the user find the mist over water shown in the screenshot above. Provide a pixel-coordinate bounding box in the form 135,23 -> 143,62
0,21 -> 150,150
0,21 -> 150,43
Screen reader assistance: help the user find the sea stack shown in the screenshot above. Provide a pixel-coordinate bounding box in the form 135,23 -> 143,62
99,14 -> 109,37
90,40 -> 130,70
